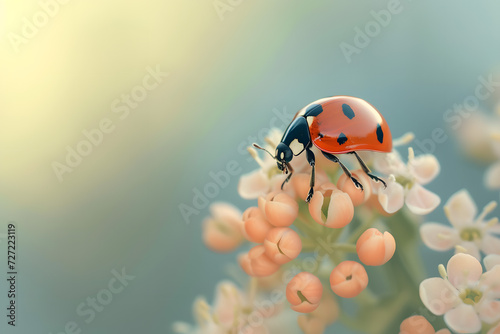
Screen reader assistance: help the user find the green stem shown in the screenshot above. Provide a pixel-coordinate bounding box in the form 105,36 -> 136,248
331,243 -> 356,253
327,225 -> 345,243
300,238 -> 317,250
354,287 -> 378,306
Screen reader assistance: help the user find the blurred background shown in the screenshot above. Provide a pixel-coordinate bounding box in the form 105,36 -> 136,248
1,1 -> 500,333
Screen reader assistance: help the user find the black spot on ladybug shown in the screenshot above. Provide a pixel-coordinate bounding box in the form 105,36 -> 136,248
337,133 -> 348,145
342,104 -> 355,119
376,124 -> 384,143
304,104 -> 323,117
318,132 -> 324,138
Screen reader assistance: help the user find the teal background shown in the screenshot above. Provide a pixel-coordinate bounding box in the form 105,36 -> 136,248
1,1 -> 500,333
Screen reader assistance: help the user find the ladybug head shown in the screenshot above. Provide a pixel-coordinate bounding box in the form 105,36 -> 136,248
275,143 -> 293,171
252,142 -> 293,173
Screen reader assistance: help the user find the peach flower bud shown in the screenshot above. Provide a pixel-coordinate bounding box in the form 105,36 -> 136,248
297,315 -> 326,334
264,227 -> 302,264
238,252 -> 254,276
258,191 -> 299,227
329,261 -> 368,298
240,245 -> 280,277
309,183 -> 354,228
286,272 -> 323,313
356,228 -> 396,266
311,291 -> 339,325
243,207 -> 273,243
399,315 -> 441,334
336,169 -> 371,206
202,202 -> 244,253
291,170 -> 330,201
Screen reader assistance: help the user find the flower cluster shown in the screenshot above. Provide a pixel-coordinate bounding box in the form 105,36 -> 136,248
396,82 -> 500,334
190,128 -> 443,333
171,77 -> 500,334
172,280 -> 297,334
148,64 -> 500,334
417,190 -> 500,333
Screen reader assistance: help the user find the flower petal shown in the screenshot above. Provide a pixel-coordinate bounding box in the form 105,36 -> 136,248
405,184 -> 441,215
419,277 -> 459,315
373,151 -> 406,176
172,322 -> 194,334
456,241 -> 481,260
481,234 -> 500,256
484,254 -> 500,271
325,190 -> 354,228
481,265 -> 500,294
408,154 -> 440,185
309,190 -> 326,225
213,281 -> 244,327
488,222 -> 500,235
203,203 -> 244,252
238,170 -> 270,199
263,192 -> 298,227
265,128 -> 284,147
420,223 -> 459,251
485,161 -> 500,190
477,299 -> 500,323
444,189 -> 477,228
210,202 -> 243,225
378,178 -> 404,214
444,304 -> 481,334
447,253 -> 483,290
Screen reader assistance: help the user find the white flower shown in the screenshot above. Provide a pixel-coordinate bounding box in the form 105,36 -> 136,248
173,280 -> 297,334
373,147 -> 440,215
484,254 -> 500,270
455,111 -> 499,163
173,281 -> 250,334
420,253 -> 500,333
485,160 -> 500,190
450,107 -> 500,195
448,107 -> 500,191
420,189 -> 500,260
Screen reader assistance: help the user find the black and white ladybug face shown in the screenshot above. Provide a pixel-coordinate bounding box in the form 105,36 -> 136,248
275,143 -> 292,172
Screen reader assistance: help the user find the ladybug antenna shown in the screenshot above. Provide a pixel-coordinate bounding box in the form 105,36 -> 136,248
253,143 -> 275,160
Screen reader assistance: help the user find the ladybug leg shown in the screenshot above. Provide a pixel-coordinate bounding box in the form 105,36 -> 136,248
349,152 -> 387,188
280,162 -> 294,190
305,147 -> 316,202
322,152 -> 364,190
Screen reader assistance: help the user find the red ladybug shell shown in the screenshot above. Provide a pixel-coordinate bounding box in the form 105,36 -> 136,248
297,96 -> 392,154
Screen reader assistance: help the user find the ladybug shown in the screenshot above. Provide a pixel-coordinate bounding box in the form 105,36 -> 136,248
255,96 -> 392,202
